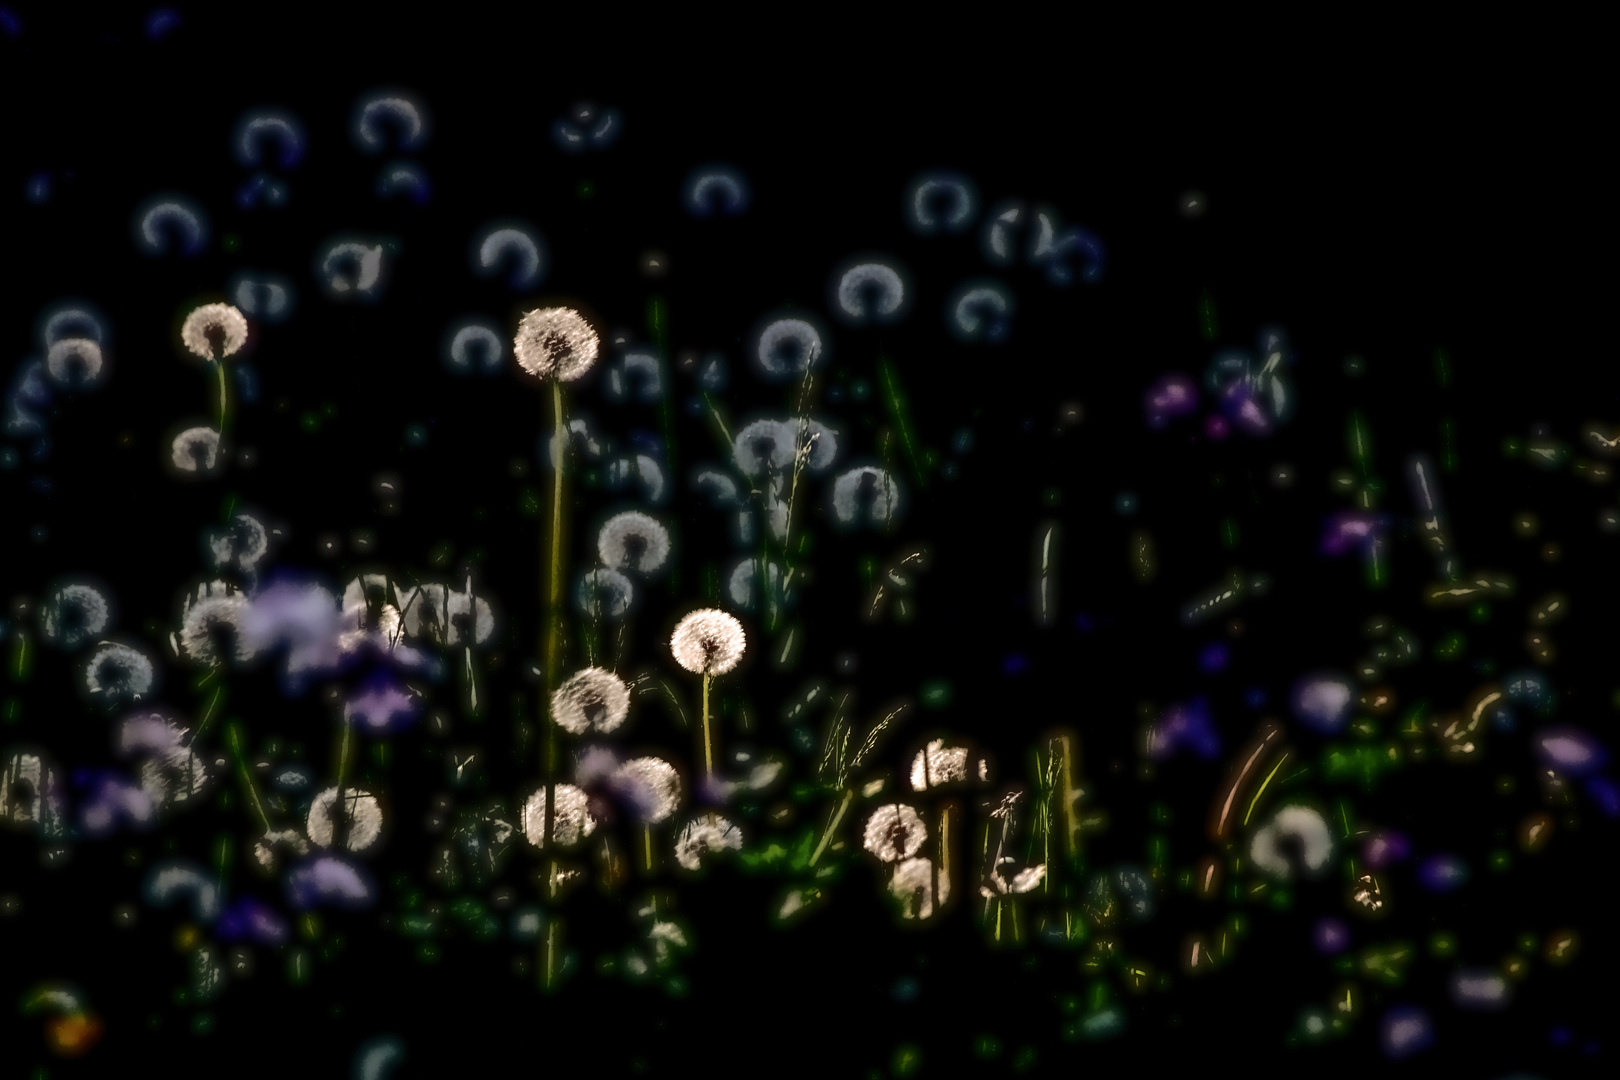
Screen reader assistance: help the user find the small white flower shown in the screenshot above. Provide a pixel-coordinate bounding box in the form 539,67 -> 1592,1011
306,786 -> 385,853
673,811 -> 743,870
181,303 -> 250,362
513,307 -> 599,382
669,609 -> 746,676
863,804 -> 927,863
552,667 -> 631,735
597,511 -> 671,576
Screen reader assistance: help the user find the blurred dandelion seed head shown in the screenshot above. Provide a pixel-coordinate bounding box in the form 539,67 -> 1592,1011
891,856 -> 947,917
981,857 -> 1046,896
306,787 -> 384,853
552,668 -> 631,735
45,337 -> 105,389
1250,804 -> 1334,880
522,784 -> 596,848
863,804 -> 927,863
670,609 -> 746,676
179,590 -> 256,666
598,511 -> 671,576
82,640 -> 156,706
180,303 -> 249,362
38,583 -> 111,650
674,811 -> 742,870
909,740 -> 970,791
576,568 -> 634,621
611,757 -> 683,824
139,746 -> 213,810
172,427 -> 221,473
513,307 -> 599,382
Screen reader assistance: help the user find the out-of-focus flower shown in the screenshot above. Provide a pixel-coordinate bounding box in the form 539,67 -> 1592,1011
610,756 -> 682,824
980,857 -> 1046,896
576,568 -> 634,620
891,855 -> 949,918
522,784 -> 596,848
343,670 -> 421,735
1250,804 -> 1334,880
81,639 -> 157,707
597,511 -> 671,576
75,770 -> 151,837
2,750 -> 65,830
1145,697 -> 1222,761
1320,510 -> 1389,557
139,745 -> 213,811
213,895 -> 290,945
306,786 -> 384,853
830,465 -> 902,530
673,810 -> 742,870
908,739 -> 971,791
863,804 -> 927,863
208,514 -> 269,575
37,583 -> 111,650
669,609 -> 746,676
171,427 -> 221,473
180,303 -> 249,362
552,667 -> 631,735
285,854 -> 375,910
116,708 -> 188,757
143,859 -> 221,921
513,307 -> 599,382
253,828 -> 311,871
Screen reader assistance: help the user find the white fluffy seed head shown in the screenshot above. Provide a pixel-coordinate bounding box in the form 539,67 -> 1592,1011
306,787 -> 384,853
891,856 -> 947,918
610,756 -> 682,823
597,511 -> 671,576
139,746 -> 213,810
863,803 -> 927,863
673,811 -> 743,870
909,740 -> 970,791
1249,804 -> 1334,880
46,337 -> 106,388
83,641 -> 156,705
551,667 -> 631,735
522,784 -> 596,848
669,609 -> 746,676
172,427 -> 221,473
513,307 -> 599,382
179,590 -> 256,666
180,303 -> 249,362
38,583 -> 111,650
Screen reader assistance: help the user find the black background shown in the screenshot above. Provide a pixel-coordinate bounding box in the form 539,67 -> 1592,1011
2,9 -> 1614,1078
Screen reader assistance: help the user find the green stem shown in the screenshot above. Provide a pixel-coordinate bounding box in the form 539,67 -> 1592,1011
541,377 -> 568,992
808,788 -> 854,868
215,358 -> 230,446
700,673 -> 713,779
225,721 -> 270,834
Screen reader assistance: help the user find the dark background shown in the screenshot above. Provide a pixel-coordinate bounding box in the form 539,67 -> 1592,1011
2,9 -> 1613,1078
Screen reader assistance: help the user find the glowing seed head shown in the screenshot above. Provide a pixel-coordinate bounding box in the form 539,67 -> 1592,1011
576,568 -> 634,621
306,787 -> 384,853
597,511 -> 671,576
172,427 -> 221,473
673,811 -> 743,870
180,303 -> 249,362
981,857 -> 1047,896
179,590 -> 256,666
1291,672 -> 1355,732
610,757 -> 682,823
513,307 -> 599,382
732,419 -> 796,479
908,739 -> 970,791
45,337 -> 106,389
669,609 -> 746,676
139,746 -> 212,810
1249,804 -> 1334,880
38,583 -> 111,650
82,640 -> 156,706
890,856 -> 947,918
831,466 -> 902,530
551,667 -> 631,735
522,784 -> 596,848
2,751 -> 55,827
863,804 -> 927,863
754,318 -> 823,381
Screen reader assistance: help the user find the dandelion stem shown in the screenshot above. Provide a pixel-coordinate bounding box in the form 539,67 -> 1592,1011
700,673 -> 714,780
225,720 -> 270,834
214,358 -> 230,447
808,787 -> 854,868
333,714 -> 353,850
643,824 -> 654,873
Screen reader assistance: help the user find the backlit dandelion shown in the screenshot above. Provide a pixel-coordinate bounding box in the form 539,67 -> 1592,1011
45,338 -> 105,389
2,750 -> 60,829
610,757 -> 682,824
138,746 -> 213,811
38,583 -> 111,650
576,568 -> 633,620
832,465 -> 902,530
980,857 -> 1047,896
1250,804 -> 1334,880
306,786 -> 384,853
513,307 -> 599,382
733,418 -> 796,483
179,589 -> 256,666
670,609 -> 746,677
597,511 -> 670,576
522,784 -> 596,848
674,811 -> 743,870
891,855 -> 948,919
171,426 -> 221,473
180,303 -> 249,362
863,803 -> 927,863
551,667 -> 631,735
909,739 -> 970,791
208,514 -> 269,575
82,640 -> 156,706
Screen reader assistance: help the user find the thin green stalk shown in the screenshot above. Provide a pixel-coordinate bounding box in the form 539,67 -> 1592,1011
215,358 -> 230,444
808,788 -> 854,869
225,721 -> 270,834
540,377 -> 569,992
700,673 -> 713,779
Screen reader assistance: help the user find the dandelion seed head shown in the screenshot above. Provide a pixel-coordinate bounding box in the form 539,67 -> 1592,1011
116,709 -> 187,757
171,427 -> 221,473
551,667 -> 631,735
576,568 -> 634,621
82,640 -> 156,706
208,514 -> 269,573
522,784 -> 596,848
2,751 -> 56,826
732,419 -> 796,479
179,591 -> 256,666
670,609 -> 746,676
1250,804 -> 1334,880
45,337 -> 105,389
37,583 -> 111,650
597,511 -> 671,576
831,466 -> 902,530
753,317 -> 823,381
253,828 -> 310,870
306,786 -> 384,853
610,756 -> 682,824
180,303 -> 248,362
726,558 -> 785,614
891,856 -> 947,918
863,804 -> 927,863
981,857 -> 1047,896
909,740 -> 969,791
139,746 -> 212,810
513,307 -> 599,382
77,771 -> 152,837
285,854 -> 374,910
674,811 -> 742,870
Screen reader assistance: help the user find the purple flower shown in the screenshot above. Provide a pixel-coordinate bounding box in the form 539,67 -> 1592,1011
1145,697 -> 1220,761
214,895 -> 290,945
1320,510 -> 1387,557
76,770 -> 154,837
1532,726 -> 1608,777
1142,373 -> 1198,430
342,670 -> 421,735
243,574 -> 440,695
1362,829 -> 1410,869
285,854 -> 374,911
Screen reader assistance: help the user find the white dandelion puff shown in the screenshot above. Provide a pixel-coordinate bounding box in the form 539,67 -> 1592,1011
669,609 -> 747,676
863,804 -> 928,863
726,558 -> 787,614
38,583 -> 111,650
909,739 -> 970,791
253,828 -> 311,871
171,427 -> 221,473
180,303 -> 249,362
513,307 -> 599,382
117,709 -> 188,757
980,857 -> 1047,896
609,757 -> 682,824
208,514 -> 269,574
83,640 -> 157,706
139,745 -> 213,811
753,317 -> 824,381
1249,804 -> 1335,880
397,582 -> 492,648
832,466 -> 902,530
522,784 -> 596,848
597,511 -> 671,576
891,856 -> 948,918
2,751 -> 61,829
306,787 -> 385,853
45,337 -> 106,389
796,418 -> 840,473
673,811 -> 743,870
551,667 -> 631,736
732,419 -> 796,481
179,589 -> 257,666
575,568 -> 634,620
